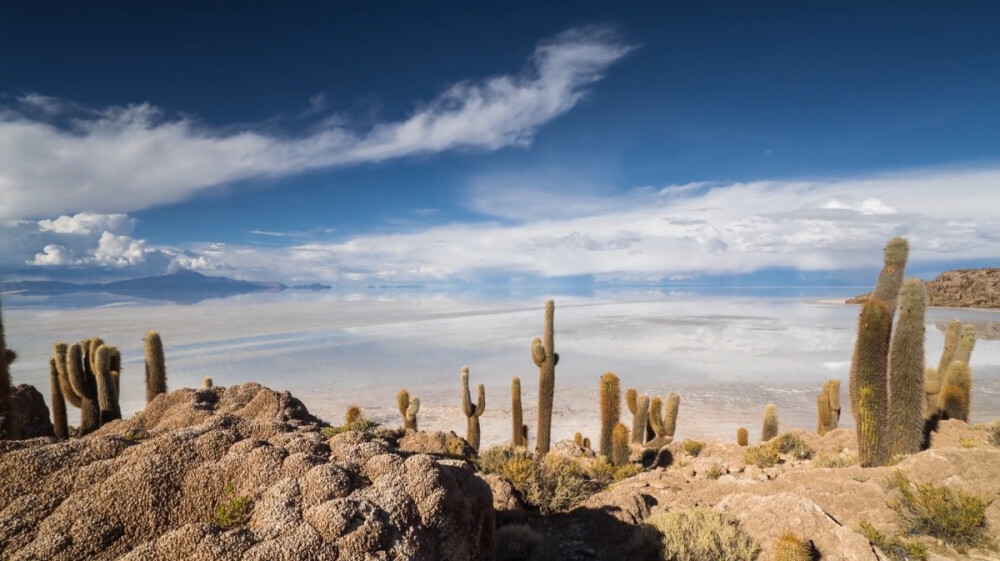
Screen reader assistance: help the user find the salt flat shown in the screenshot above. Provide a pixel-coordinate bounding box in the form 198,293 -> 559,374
4,291 -> 998,447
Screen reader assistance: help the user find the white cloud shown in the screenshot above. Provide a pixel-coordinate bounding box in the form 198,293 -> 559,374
30,244 -> 78,266
0,27 -> 632,221
38,212 -> 134,235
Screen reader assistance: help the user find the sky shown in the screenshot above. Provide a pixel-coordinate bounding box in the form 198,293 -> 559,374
1,2 -> 999,289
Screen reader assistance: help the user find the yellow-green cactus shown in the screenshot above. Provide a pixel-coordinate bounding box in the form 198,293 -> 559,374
611,422 -> 630,466
511,377 -> 524,446
941,361 -> 971,422
850,300 -> 892,467
664,393 -> 680,438
737,427 -> 748,447
953,324 -> 976,364
144,330 -> 167,404
887,279 -> 926,456
631,394 -> 649,445
397,389 -> 418,430
49,358 -> 68,439
936,319 -> 962,374
762,403 -> 779,442
817,391 -> 833,436
599,372 -> 621,458
203,376 -> 214,389
93,344 -> 121,424
772,533 -> 813,561
532,300 -> 558,456
871,237 -> 909,315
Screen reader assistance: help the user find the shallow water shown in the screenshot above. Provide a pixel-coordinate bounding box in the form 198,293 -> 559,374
4,291 -> 999,448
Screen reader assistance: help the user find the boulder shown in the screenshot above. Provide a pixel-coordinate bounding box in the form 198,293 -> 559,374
397,430 -> 475,460
0,384 -> 494,560
10,384 -> 54,439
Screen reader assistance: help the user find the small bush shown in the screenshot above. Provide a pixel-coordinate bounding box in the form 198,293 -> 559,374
496,524 -> 544,561
642,507 -> 760,561
209,482 -> 253,528
320,416 -> 380,438
814,452 -> 857,468
986,422 -> 1000,446
682,439 -> 705,457
887,471 -> 995,553
705,464 -> 725,480
744,443 -> 780,468
858,519 -> 928,561
773,433 -> 814,460
122,427 -> 149,442
528,454 -> 602,513
959,436 -> 979,448
478,445 -> 536,492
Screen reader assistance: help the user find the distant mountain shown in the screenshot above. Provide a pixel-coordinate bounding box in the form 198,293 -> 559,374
847,268 -> 1000,309
1,270 -> 328,304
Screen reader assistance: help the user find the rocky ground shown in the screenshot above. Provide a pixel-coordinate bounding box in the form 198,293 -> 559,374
848,268 -> 1000,309
1,384 -> 998,560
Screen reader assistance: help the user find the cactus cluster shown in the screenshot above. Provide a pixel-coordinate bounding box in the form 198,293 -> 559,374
460,366 -> 486,451
573,432 -> 592,450
52,338 -> 123,436
924,320 -> 976,424
647,393 -> 678,448
817,379 -> 841,435
531,300 -> 558,456
397,389 -> 419,431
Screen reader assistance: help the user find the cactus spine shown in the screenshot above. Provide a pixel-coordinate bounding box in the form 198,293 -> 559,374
887,279 -> 926,457
398,389 -> 419,431
611,423 -> 629,466
850,300 -> 892,467
0,293 -> 11,440
511,377 -> 524,447
144,331 -> 167,404
773,533 -> 813,561
49,358 -> 68,439
941,361 -> 971,422
761,403 -> 778,442
599,372 -> 621,458
532,300 -> 558,456
631,395 -> 649,445
663,393 -> 680,438
460,366 -> 486,451
737,427 -> 748,447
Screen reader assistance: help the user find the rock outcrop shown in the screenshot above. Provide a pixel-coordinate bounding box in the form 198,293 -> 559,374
848,267 -> 1000,308
9,384 -> 54,439
0,383 -> 495,560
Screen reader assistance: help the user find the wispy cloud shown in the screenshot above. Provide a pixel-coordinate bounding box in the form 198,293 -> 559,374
0,27 -> 633,221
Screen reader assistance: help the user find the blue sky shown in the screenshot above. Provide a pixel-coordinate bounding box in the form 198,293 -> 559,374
1,2 -> 999,287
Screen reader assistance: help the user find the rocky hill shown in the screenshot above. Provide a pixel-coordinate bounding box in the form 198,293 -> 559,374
847,267 -> 1000,308
0,384 -> 494,560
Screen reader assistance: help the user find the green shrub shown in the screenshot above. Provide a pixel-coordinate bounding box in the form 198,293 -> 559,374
887,471 -> 995,553
496,524 -> 544,561
744,443 -> 780,468
478,445 -> 536,492
209,482 -> 252,528
320,416 -> 380,438
642,507 -> 760,561
857,519 -> 928,561
773,433 -> 814,460
528,454 -> 602,513
682,439 -> 705,457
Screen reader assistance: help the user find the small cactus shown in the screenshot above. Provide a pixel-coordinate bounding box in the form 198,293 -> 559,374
941,361 -> 971,422
202,376 -> 214,389
737,427 -> 749,447
953,324 -> 977,364
817,391 -> 834,436
826,379 -> 841,424
762,404 -> 779,442
532,300 -> 558,456
631,394 -> 650,445
611,423 -> 630,466
851,299 -> 892,467
647,396 -> 673,448
772,533 -> 813,561
49,358 -> 68,439
398,389 -> 419,431
460,366 -> 486,451
574,432 -> 583,446
144,331 -> 167,404
663,392 -> 680,438
345,405 -> 362,427
511,377 -> 524,447
599,372 -> 621,458
582,436 -> 591,450
887,279 -> 926,457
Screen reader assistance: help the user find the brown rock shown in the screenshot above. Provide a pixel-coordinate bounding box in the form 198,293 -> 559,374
0,384 -> 494,560
10,384 -> 55,439
848,267 -> 1000,309
397,429 -> 476,459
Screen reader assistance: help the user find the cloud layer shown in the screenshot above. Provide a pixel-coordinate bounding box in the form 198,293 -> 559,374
0,27 -> 632,220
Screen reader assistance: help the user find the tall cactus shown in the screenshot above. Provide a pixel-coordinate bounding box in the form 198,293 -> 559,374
460,366 -> 486,451
631,394 -> 649,445
611,423 -> 630,466
664,393 -> 680,437
531,300 -> 558,456
827,379 -> 841,425
144,330 -> 167,404
511,377 -> 524,446
398,389 -> 419,431
887,279 -> 926,456
65,343 -> 101,434
850,300 -> 892,467
49,358 -> 68,439
762,403 -> 779,442
0,293 -> 12,440
599,372 -> 621,458
936,319 -> 962,374
941,361 -> 972,422
817,391 -> 834,436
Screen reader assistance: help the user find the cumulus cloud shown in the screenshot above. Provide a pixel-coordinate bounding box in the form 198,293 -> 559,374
0,27 -> 632,220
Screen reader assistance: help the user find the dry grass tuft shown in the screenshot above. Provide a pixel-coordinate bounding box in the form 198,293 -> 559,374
495,524 -> 544,561
887,471 -> 995,553
641,507 -> 760,561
